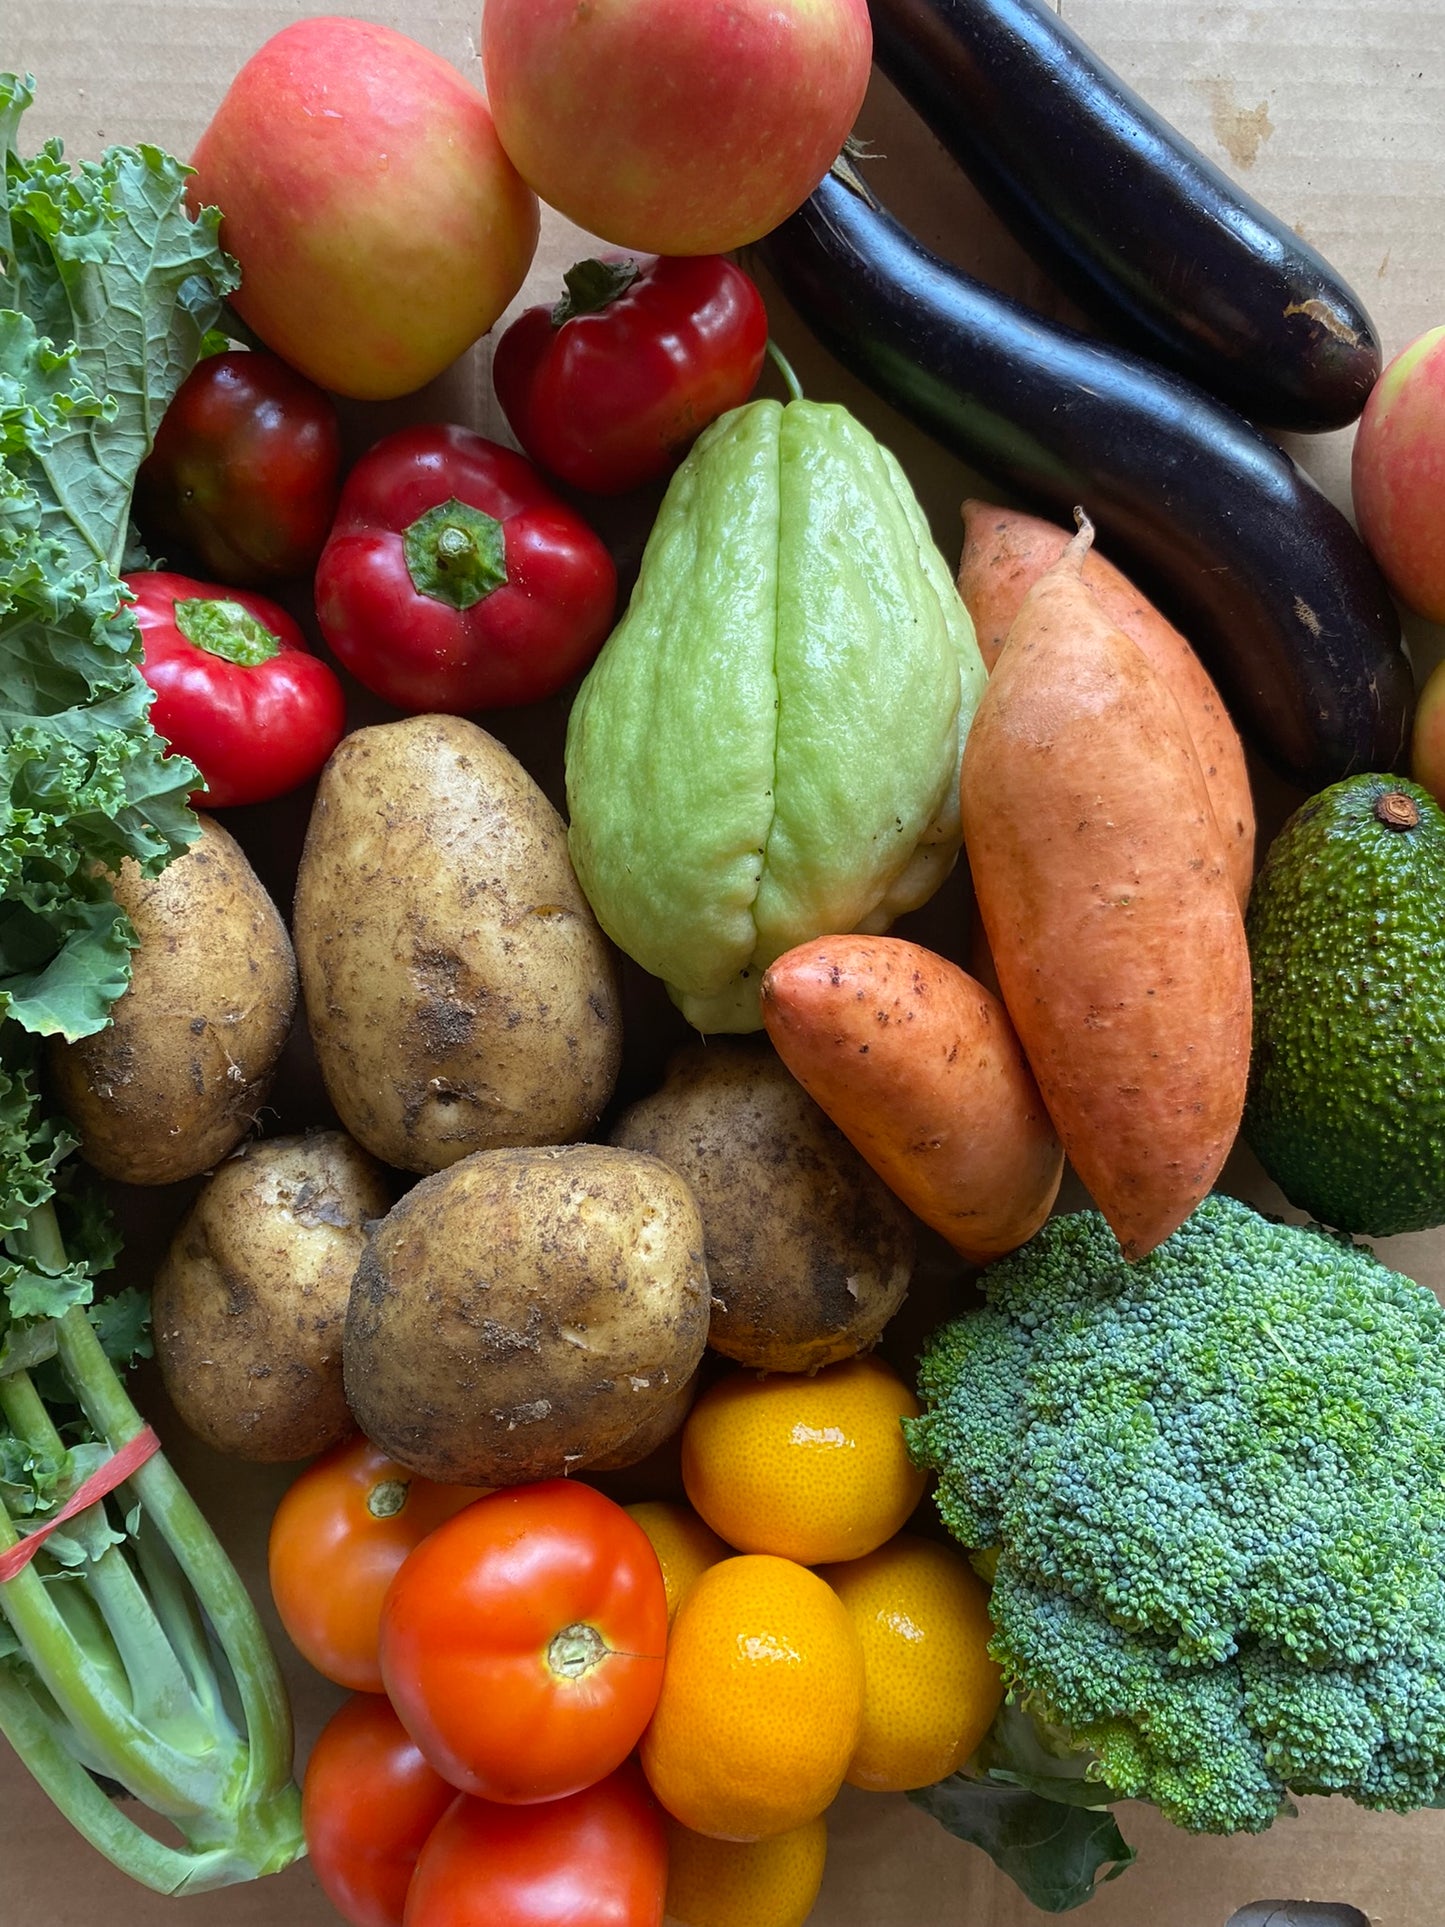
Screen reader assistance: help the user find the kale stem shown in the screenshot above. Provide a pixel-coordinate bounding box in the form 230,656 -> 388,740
2,1215 -> 220,1740
53,1307 -> 296,1805
21,1196 -> 69,1273
0,1666 -> 204,1894
0,1483 -> 224,1817
133,1511 -> 231,1730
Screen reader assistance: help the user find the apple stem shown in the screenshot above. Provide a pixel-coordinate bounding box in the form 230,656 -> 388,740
766,338 -> 805,403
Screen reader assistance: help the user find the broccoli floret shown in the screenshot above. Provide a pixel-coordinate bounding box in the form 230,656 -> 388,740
904,1193 -> 1445,1835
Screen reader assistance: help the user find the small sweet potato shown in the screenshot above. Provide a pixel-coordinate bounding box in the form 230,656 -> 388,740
760,936 -> 1062,1266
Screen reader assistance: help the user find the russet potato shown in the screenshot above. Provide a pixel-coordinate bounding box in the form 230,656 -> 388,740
344,1142 -> 710,1485
46,814 -> 297,1186
293,714 -> 621,1175
153,1130 -> 393,1461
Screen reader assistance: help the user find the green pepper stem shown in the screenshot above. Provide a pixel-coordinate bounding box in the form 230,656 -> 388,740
174,596 -> 283,667
402,497 -> 508,611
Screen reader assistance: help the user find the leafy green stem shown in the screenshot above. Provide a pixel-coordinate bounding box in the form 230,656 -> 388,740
0,1664 -> 209,1893
54,1309 -> 297,1807
0,1362 -> 215,1741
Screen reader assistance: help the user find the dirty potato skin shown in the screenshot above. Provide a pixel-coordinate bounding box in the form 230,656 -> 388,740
293,715 -> 622,1175
344,1144 -> 710,1486
153,1131 -> 393,1461
46,814 -> 297,1185
609,1038 -> 915,1373
585,1365 -> 702,1472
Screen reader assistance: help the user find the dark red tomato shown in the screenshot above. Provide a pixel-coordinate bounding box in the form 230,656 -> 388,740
379,1480 -> 668,1804
313,424 -> 617,713
492,254 -> 769,494
126,569 -> 346,807
135,350 -> 342,584
268,1436 -> 486,1693
303,1695 -> 457,1927
402,1762 -> 666,1927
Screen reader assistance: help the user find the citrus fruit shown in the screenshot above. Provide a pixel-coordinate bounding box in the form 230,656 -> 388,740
639,1553 -> 864,1841
625,1500 -> 731,1621
818,1532 -> 1004,1793
679,1354 -> 927,1564
664,1813 -> 828,1927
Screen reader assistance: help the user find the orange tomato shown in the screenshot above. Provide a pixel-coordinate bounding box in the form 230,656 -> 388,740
268,1435 -> 483,1691
680,1356 -> 927,1565
819,1533 -> 1004,1793
639,1553 -> 863,1842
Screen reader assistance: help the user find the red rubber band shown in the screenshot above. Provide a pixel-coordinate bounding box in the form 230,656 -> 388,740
0,1425 -> 162,1585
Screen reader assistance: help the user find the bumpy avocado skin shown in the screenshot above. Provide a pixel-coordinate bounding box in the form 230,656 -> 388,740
1244,774 -> 1445,1236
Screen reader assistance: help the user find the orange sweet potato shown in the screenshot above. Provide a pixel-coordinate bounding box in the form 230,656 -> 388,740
959,518 -> 1252,1261
759,934 -> 1063,1266
958,499 -> 1255,909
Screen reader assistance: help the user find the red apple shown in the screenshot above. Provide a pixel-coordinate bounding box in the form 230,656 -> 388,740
188,19 -> 540,401
1351,323 -> 1445,621
1410,654 -> 1445,807
480,0 -> 872,257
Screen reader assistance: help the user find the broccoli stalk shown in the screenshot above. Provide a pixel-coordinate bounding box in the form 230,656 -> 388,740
905,1195 -> 1445,1859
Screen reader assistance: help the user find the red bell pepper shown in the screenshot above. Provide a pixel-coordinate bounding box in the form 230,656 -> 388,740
313,425 -> 618,714
134,350 -> 342,585
127,571 -> 347,808
492,254 -> 769,495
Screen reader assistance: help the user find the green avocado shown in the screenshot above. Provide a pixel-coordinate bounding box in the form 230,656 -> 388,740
1244,773 -> 1445,1236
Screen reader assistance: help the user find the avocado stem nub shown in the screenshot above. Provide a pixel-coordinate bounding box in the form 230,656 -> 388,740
1375,791 -> 1421,831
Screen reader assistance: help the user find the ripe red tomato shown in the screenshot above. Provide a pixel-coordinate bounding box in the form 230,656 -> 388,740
402,1763 -> 666,1927
379,1480 -> 668,1803
303,1695 -> 456,1927
268,1436 -> 485,1692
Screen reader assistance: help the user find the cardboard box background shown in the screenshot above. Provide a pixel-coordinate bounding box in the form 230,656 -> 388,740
4,1 -> 1445,1921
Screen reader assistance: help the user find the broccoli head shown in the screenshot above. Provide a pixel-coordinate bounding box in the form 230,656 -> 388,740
904,1193 -> 1445,1835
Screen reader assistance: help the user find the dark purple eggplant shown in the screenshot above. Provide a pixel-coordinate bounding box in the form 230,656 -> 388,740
870,0 -> 1380,433
751,162 -> 1410,792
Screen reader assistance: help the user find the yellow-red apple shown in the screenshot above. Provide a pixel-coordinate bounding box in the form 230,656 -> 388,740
1351,324 -> 1445,622
480,0 -> 872,256
188,19 -> 539,401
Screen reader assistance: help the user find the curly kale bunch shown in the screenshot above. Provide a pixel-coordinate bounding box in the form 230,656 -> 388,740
905,1194 -> 1445,1837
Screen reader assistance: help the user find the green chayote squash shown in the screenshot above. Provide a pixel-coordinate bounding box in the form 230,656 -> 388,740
564,398 -> 987,1032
